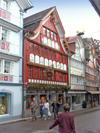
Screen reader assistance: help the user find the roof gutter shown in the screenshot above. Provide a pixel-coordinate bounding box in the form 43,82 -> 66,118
24,5 -> 34,12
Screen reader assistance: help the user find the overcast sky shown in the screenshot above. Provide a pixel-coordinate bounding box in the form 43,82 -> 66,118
24,0 -> 100,40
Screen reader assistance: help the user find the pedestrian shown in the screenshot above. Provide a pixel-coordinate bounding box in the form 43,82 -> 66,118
51,100 -> 60,120
31,97 -> 38,122
43,99 -> 49,120
39,97 -> 44,118
49,103 -> 76,133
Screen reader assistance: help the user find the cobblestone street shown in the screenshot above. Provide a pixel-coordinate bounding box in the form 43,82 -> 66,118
0,109 -> 100,133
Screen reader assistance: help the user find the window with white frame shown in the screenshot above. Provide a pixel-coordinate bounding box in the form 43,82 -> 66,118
2,29 -> 7,41
47,29 -> 50,37
51,32 -> 53,39
4,61 -> 10,73
43,27 -> 46,35
3,0 -> 8,11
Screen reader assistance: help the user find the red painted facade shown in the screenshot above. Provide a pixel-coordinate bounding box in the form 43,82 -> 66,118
24,16 -> 69,89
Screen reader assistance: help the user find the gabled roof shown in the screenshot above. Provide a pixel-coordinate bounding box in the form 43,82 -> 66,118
24,7 -> 54,29
24,7 -> 71,52
16,0 -> 33,11
89,0 -> 100,17
66,36 -> 77,53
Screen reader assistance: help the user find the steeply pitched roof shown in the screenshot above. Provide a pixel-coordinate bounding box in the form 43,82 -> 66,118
24,7 -> 54,32
89,0 -> 100,17
66,36 -> 77,44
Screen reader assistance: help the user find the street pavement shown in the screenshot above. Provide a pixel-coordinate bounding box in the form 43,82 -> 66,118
0,109 -> 100,133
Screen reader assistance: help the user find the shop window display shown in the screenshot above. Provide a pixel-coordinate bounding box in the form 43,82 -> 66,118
72,96 -> 81,104
0,93 -> 10,115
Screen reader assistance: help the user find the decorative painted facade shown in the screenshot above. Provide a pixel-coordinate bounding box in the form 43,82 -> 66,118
83,38 -> 100,108
23,7 -> 71,117
67,36 -> 86,110
0,0 -> 32,122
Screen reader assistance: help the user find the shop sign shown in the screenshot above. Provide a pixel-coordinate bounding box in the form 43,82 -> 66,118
46,67 -> 54,77
30,54 -> 34,63
0,94 -> 5,97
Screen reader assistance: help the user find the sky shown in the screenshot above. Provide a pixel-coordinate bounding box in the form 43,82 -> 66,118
24,0 -> 100,40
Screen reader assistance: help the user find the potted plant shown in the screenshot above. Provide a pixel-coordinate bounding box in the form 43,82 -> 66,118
82,101 -> 87,108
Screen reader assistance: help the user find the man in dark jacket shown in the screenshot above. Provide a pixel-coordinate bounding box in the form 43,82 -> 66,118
51,101 -> 60,120
49,103 -> 76,133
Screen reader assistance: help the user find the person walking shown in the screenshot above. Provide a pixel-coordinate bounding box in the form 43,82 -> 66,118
43,99 -> 49,120
31,97 -> 38,122
49,103 -> 76,133
39,97 -> 44,118
51,101 -> 60,120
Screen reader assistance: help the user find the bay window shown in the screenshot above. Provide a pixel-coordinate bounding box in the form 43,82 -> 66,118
47,29 -> 50,37
43,27 -> 46,35
40,46 -> 43,55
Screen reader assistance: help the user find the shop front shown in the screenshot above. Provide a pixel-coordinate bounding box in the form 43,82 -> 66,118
0,93 -> 10,116
67,91 -> 86,110
86,91 -> 100,108
24,87 -> 67,118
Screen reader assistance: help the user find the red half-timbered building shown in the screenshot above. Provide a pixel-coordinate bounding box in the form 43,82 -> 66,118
23,7 -> 71,117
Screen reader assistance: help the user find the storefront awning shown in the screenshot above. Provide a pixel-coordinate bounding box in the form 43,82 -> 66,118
87,91 -> 100,94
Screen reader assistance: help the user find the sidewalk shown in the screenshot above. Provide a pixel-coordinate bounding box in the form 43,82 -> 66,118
0,106 -> 100,125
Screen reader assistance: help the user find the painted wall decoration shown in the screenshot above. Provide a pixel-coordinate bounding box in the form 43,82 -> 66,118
45,58 -> 48,66
0,41 -> 10,52
40,57 -> 44,65
35,55 -> 39,64
52,41 -> 54,48
71,67 -> 83,75
48,39 -> 51,47
0,75 -> 13,82
53,61 -> 56,68
57,62 -> 60,69
49,60 -> 52,67
0,9 -> 10,21
29,54 -> 34,63
44,37 -> 47,45
61,63 -> 64,70
55,42 -> 58,50
64,64 -> 67,71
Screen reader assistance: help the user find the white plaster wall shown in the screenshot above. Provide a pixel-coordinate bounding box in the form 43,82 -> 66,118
13,61 -> 19,83
9,31 -> 20,55
0,86 -> 22,116
10,1 -> 20,27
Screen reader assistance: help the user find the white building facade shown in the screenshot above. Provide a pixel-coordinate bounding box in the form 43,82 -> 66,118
0,0 -> 32,122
